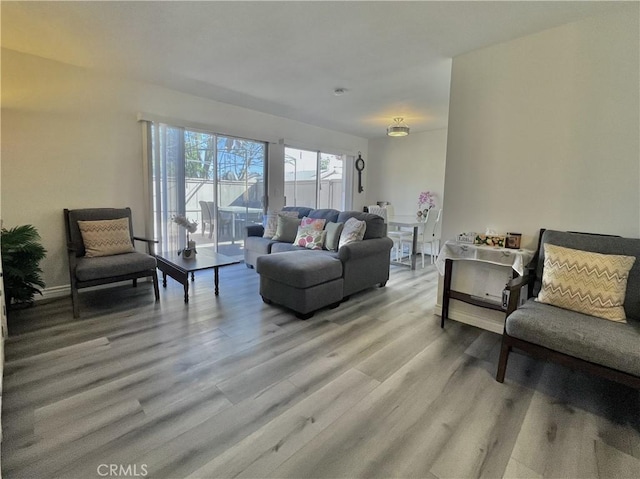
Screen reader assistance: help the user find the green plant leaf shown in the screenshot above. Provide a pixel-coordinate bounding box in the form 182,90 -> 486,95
1,224 -> 47,307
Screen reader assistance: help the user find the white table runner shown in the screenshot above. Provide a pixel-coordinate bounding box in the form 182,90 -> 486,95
436,240 -> 535,276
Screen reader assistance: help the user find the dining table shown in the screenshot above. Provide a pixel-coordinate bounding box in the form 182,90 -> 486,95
218,206 -> 264,243
387,215 -> 426,270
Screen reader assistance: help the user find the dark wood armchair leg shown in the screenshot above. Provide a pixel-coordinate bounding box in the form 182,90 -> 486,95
71,287 -> 80,319
496,336 -> 511,383
152,272 -> 160,301
441,259 -> 453,328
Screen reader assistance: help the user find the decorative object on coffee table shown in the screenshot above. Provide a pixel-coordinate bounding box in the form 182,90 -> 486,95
172,214 -> 198,259
181,239 -> 197,260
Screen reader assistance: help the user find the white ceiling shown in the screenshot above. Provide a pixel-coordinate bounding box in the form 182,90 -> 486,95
1,1 -> 629,138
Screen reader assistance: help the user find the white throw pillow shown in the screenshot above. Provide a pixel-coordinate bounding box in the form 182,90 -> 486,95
338,217 -> 366,249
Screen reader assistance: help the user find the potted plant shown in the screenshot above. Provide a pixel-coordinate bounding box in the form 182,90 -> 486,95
1,224 -> 47,308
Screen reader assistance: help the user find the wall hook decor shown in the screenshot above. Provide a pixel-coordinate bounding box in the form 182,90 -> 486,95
355,152 -> 365,193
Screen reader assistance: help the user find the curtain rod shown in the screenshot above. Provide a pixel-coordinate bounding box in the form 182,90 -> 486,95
136,112 -> 278,144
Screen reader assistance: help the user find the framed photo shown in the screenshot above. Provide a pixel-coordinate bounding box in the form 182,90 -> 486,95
506,233 -> 522,249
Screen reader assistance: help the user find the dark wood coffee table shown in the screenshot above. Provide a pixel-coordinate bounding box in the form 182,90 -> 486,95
156,246 -> 241,303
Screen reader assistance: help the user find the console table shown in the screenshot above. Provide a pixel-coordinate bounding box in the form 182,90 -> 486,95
436,241 -> 535,329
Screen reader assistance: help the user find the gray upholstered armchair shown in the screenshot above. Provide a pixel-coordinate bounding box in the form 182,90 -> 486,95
64,207 -> 159,318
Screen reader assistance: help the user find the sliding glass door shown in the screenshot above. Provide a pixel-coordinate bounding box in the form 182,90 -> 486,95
318,152 -> 344,209
217,136 -> 265,249
151,123 -> 266,258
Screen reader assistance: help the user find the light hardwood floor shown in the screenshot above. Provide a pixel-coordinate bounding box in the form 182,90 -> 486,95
2,263 -> 639,479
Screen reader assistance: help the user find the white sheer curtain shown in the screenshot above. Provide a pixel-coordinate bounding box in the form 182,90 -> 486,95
142,120 -> 186,253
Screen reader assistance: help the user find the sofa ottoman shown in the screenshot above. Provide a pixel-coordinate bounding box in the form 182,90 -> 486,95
256,250 -> 343,319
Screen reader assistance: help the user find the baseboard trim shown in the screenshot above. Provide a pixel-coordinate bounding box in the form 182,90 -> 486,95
38,278 -> 153,302
40,285 -> 70,301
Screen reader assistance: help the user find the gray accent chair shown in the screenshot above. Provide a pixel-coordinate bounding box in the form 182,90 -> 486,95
496,229 -> 640,389
64,208 -> 159,318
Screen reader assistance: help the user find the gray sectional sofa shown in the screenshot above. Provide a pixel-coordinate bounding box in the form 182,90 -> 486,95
497,229 -> 640,389
245,207 -> 340,268
245,207 -> 394,318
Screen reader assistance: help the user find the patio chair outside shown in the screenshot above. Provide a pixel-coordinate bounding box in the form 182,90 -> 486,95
200,200 -> 214,238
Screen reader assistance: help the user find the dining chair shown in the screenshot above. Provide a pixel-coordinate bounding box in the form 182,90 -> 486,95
401,208 -> 442,267
396,209 -> 427,265
200,201 -> 214,238
389,208 -> 428,264
428,208 -> 443,263
383,204 -> 394,219
397,208 -> 444,267
367,205 -> 387,220
369,205 -> 403,261
211,202 -> 234,239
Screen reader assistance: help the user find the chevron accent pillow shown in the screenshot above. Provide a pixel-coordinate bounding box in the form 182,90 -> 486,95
536,243 -> 636,322
78,218 -> 135,257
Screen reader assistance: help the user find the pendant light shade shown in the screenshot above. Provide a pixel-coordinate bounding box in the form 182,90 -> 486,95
387,117 -> 410,137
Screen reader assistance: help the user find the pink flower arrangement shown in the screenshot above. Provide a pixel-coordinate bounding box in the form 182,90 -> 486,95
418,191 -> 436,210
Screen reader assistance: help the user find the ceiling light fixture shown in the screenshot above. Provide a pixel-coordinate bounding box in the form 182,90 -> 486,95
387,117 -> 410,137
333,88 -> 347,96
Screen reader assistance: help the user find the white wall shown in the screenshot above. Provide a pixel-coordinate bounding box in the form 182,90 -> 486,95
438,7 -> 639,327
367,128 -> 448,214
1,49 -> 368,292
443,7 -> 639,249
